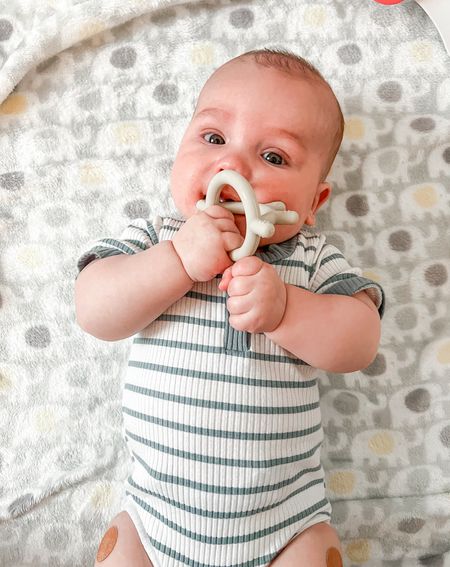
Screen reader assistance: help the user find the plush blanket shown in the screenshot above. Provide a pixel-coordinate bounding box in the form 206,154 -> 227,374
1,0 -> 449,565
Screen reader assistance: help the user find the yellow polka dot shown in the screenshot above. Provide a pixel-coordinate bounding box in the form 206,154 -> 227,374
344,118 -> 364,141
411,42 -> 432,62
413,185 -> 438,208
35,408 -> 55,433
115,123 -> 140,145
191,44 -> 214,66
91,483 -> 113,509
304,6 -> 326,27
368,431 -> 395,455
0,371 -> 12,392
328,471 -> 355,495
77,20 -> 105,42
80,163 -> 105,185
346,540 -> 371,563
362,270 -> 381,283
17,245 -> 44,270
437,340 -> 450,364
0,94 -> 28,115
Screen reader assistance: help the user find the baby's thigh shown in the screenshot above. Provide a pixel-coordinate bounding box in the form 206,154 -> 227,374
94,511 -> 153,567
270,522 -> 342,567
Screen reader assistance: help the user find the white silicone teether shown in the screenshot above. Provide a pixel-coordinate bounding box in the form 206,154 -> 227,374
196,170 -> 299,261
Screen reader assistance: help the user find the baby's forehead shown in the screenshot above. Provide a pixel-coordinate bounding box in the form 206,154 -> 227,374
196,62 -> 338,145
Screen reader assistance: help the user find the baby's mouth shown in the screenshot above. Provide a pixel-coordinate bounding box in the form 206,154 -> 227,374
219,185 -> 240,202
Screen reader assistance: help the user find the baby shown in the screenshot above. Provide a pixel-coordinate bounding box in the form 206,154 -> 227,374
75,49 -> 385,567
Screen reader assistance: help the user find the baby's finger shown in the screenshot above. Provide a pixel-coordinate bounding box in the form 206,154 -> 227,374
227,294 -> 252,315
219,267 -> 232,292
231,256 -> 263,277
222,231 -> 244,253
203,204 -> 235,221
213,218 -> 242,235
227,275 -> 253,297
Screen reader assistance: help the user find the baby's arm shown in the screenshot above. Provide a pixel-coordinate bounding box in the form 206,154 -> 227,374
265,284 -> 381,373
221,256 -> 381,373
75,240 -> 193,341
75,206 -> 243,341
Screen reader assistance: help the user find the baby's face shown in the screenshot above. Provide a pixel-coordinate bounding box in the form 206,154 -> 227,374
170,60 -> 333,245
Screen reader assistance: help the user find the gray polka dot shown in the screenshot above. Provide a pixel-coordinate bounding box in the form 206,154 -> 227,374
110,46 -> 137,69
419,556 -> 444,567
124,199 -> 150,219
66,366 -> 88,388
398,517 -> 425,533
443,147 -> 450,164
425,264 -> 447,287
44,526 -> 70,551
440,425 -> 450,447
362,353 -> 386,376
405,388 -> 431,412
46,207 -> 70,228
407,468 -> 430,492
153,83 -> 178,105
337,44 -> 362,65
88,396 -> 101,412
25,326 -> 51,348
77,90 -> 101,111
333,392 -> 359,415
410,117 -> 435,132
396,306 -> 417,330
229,8 -> 254,28
346,194 -> 369,217
389,230 -> 412,252
325,234 -> 345,251
378,81 -> 402,103
8,493 -> 35,517
0,171 -> 24,191
0,19 -> 13,41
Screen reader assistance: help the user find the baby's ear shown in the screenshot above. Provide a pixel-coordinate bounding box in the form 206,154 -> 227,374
305,183 -> 332,226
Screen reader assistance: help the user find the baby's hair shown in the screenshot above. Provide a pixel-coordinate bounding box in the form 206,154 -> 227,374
233,48 -> 345,180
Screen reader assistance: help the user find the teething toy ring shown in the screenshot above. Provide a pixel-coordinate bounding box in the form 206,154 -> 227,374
196,170 -> 299,261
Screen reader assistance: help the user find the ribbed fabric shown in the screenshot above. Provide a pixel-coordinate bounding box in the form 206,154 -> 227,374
77,215 -> 385,567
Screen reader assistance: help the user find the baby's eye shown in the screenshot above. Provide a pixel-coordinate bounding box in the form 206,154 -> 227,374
204,132 -> 225,144
262,151 -> 285,166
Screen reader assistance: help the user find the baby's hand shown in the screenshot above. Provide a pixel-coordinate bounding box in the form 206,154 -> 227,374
172,206 -> 244,282
219,256 -> 287,333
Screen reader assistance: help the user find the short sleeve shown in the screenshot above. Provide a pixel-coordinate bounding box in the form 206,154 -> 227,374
308,239 -> 385,318
76,217 -> 161,278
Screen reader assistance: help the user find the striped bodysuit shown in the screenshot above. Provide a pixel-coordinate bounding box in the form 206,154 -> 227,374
77,214 -> 385,567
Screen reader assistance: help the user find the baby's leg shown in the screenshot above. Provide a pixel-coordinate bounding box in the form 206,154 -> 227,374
270,522 -> 343,567
94,511 -> 153,567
